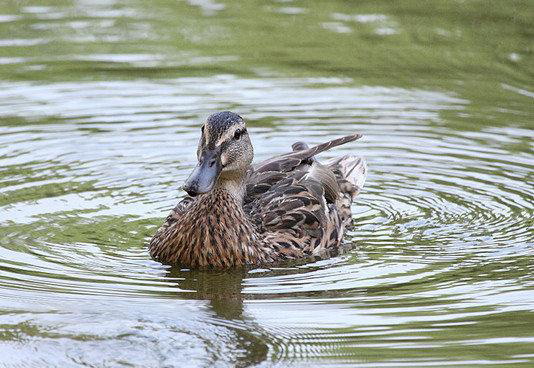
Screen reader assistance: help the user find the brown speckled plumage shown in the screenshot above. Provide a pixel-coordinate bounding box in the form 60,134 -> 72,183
149,111 -> 367,269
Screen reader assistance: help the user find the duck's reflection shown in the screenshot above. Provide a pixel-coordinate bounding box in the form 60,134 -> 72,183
167,268 -> 268,367
168,268 -> 248,319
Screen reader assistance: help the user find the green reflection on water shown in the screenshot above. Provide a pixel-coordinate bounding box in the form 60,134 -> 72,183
0,0 -> 533,367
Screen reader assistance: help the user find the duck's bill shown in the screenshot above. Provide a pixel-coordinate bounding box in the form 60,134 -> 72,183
183,150 -> 222,196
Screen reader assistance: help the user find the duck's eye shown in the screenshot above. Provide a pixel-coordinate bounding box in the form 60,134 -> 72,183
234,129 -> 243,140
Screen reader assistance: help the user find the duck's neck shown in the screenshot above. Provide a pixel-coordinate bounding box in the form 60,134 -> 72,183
214,172 -> 247,204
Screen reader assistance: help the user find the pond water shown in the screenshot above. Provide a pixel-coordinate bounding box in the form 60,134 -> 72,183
0,0 -> 533,367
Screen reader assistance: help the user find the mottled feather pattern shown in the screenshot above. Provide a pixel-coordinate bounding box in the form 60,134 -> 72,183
150,189 -> 263,268
149,132 -> 366,269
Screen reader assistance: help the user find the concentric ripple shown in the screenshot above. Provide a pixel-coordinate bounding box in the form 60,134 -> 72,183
1,0 -> 533,366
0,75 -> 532,367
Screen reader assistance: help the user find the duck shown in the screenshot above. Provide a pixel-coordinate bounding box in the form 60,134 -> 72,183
149,111 -> 367,269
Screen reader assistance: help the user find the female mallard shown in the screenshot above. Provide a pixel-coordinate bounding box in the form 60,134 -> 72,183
149,111 -> 367,268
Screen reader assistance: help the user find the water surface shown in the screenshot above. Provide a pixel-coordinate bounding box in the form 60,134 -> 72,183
0,1 -> 533,367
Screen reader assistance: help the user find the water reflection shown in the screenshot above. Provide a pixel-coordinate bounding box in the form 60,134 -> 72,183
170,269 -> 270,366
171,269 -> 248,320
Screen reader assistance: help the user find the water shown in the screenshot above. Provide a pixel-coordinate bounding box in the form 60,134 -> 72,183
0,0 -> 533,367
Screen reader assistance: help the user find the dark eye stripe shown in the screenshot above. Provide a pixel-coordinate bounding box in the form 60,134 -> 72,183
234,128 -> 247,140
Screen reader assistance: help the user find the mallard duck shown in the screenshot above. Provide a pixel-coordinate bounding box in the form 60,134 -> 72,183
149,111 -> 367,268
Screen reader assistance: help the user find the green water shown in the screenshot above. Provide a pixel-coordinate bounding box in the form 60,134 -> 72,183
0,0 -> 533,367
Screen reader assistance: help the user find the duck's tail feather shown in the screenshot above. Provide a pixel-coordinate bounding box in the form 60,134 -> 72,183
327,155 -> 367,197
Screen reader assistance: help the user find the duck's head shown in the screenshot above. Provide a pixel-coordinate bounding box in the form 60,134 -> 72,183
183,111 -> 253,197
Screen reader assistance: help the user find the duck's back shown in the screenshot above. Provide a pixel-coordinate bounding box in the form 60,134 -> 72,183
243,136 -> 367,260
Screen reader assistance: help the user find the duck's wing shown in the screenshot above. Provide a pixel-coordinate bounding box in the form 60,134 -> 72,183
244,133 -> 362,204
252,133 -> 362,175
243,133 -> 364,256
244,168 -> 330,257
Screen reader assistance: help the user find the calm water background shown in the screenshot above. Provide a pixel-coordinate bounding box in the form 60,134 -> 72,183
0,1 -> 533,367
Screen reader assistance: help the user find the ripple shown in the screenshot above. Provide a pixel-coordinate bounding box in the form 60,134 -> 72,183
1,0 -> 533,365
1,76 -> 531,298
0,75 -> 533,366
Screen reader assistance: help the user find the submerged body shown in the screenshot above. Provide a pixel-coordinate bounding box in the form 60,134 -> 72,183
149,112 -> 367,268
